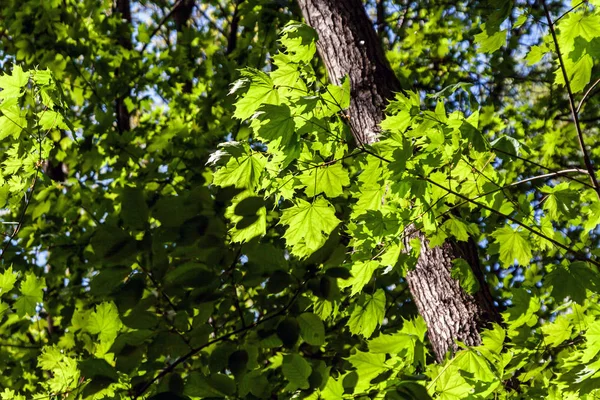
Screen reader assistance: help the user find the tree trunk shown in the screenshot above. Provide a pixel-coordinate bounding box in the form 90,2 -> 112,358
174,0 -> 196,94
114,0 -> 132,133
297,0 -> 501,361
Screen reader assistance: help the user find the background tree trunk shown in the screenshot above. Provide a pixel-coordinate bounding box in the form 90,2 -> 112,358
297,0 -> 501,361
173,0 -> 196,94
114,0 -> 132,133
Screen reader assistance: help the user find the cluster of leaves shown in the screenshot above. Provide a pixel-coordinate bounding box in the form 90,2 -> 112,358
1,0 -> 600,399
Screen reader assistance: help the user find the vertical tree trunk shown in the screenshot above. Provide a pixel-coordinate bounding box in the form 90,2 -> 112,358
297,0 -> 501,361
173,0 -> 196,94
115,0 -> 132,133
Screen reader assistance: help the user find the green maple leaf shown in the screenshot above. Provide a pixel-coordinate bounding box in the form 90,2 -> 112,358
320,375 -> 344,400
503,288 -> 540,328
272,53 -> 306,91
1,388 -> 25,400
492,226 -> 532,266
435,364 -> 472,400
541,182 -> 579,220
557,12 -> 600,55
345,260 -> 379,296
347,351 -> 387,393
0,65 -> 30,99
250,104 -> 297,151
541,315 -> 572,348
282,354 -> 312,391
369,331 -> 415,355
546,262 -> 599,304
443,216 -> 470,241
584,200 -> 600,232
38,345 -> 80,392
479,323 -> 505,356
279,22 -> 317,63
455,349 -> 496,383
474,24 -> 507,53
232,69 -> 279,120
279,197 -> 340,258
14,273 -> 45,317
321,78 -> 351,115
555,53 -> 593,93
348,289 -> 386,338
0,103 -> 26,140
86,302 -> 122,344
226,191 -> 266,243
213,153 -> 267,190
299,163 -> 350,198
0,267 -> 17,295
526,44 -> 550,66
451,258 -> 480,294
581,320 -> 600,363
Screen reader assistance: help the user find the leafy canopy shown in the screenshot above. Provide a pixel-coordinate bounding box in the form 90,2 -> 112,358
1,0 -> 600,399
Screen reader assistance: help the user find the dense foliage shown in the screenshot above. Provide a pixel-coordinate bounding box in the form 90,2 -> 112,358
1,0 -> 600,399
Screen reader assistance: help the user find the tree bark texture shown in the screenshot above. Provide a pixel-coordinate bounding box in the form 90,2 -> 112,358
297,0 -> 501,361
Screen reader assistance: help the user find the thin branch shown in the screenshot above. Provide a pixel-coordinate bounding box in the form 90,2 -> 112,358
140,0 -> 184,54
423,176 -> 600,268
504,168 -> 588,187
132,281 -> 305,398
542,0 -> 600,199
577,77 -> 600,114
491,147 -> 595,189
554,0 -> 586,24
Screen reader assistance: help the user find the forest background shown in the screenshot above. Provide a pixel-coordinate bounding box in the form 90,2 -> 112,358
1,0 -> 600,399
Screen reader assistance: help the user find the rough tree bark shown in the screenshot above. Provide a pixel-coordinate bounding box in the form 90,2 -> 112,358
297,0 -> 501,361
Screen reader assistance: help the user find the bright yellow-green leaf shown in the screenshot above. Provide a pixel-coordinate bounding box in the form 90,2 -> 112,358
557,12 -> 600,55
541,314 -> 572,347
348,289 -> 386,338
0,267 -> 17,295
474,24 -> 507,53
279,197 -> 340,258
347,351 -> 387,393
86,302 -> 122,344
492,226 -> 532,266
344,260 -> 380,296
279,23 -> 317,63
213,153 -> 267,190
0,65 -> 29,99
15,273 -> 45,317
232,69 -> 279,120
299,162 -> 350,198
